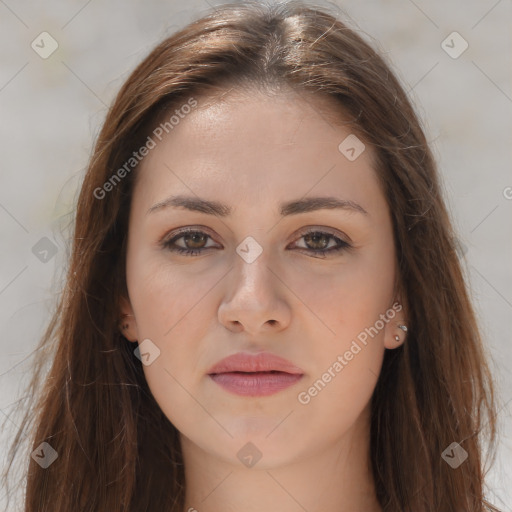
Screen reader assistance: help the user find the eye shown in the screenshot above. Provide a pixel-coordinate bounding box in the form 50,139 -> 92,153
288,228 -> 352,258
161,228 -> 218,256
161,227 -> 352,258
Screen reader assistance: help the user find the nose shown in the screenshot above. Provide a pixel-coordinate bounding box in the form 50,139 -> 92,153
217,250 -> 292,335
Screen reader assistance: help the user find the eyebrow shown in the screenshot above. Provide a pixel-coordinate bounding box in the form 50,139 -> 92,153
146,194 -> 368,217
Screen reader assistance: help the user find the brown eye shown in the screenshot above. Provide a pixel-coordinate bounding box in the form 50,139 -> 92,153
291,230 -> 352,258
303,232 -> 331,250
162,229 -> 217,256
161,227 -> 351,258
180,232 -> 208,249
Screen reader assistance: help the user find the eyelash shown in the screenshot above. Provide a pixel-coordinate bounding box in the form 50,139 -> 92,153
161,227 -> 352,258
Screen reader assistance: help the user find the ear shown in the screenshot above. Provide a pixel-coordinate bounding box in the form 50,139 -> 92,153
118,295 -> 139,343
383,298 -> 408,350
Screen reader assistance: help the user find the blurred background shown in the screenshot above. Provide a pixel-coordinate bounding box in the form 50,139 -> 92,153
0,0 -> 511,509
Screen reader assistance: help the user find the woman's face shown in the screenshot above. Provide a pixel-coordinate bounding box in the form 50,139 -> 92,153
120,88 -> 404,468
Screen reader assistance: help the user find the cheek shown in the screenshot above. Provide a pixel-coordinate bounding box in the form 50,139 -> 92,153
131,265 -> 220,434
127,243 -> 223,338
141,356 -> 198,435
285,238 -> 394,402
289,264 -> 391,445
126,249 -> 220,413
287,243 -> 396,342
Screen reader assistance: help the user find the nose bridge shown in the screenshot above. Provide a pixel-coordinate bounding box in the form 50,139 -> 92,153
228,208 -> 286,297
218,234 -> 290,332
232,235 -> 275,301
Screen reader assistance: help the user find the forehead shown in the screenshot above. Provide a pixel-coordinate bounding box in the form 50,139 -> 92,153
131,87 -> 385,218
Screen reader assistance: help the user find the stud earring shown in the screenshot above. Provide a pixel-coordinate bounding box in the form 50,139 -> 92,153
395,324 -> 408,342
119,314 -> 133,332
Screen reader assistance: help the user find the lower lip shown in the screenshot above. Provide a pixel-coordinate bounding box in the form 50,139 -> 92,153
209,371 -> 303,396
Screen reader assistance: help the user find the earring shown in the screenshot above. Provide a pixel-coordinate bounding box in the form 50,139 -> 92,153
119,314 -> 133,332
395,324 -> 408,342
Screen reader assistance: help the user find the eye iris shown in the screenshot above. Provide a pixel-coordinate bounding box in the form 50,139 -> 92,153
304,232 -> 330,250
184,232 -> 207,249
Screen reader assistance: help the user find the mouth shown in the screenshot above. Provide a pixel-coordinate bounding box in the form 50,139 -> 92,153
208,369 -> 304,397
207,351 -> 304,397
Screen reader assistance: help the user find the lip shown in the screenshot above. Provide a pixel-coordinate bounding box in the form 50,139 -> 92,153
208,351 -> 304,374
208,352 -> 304,397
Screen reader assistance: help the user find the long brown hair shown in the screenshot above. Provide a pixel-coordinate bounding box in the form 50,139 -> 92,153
2,1 -> 501,510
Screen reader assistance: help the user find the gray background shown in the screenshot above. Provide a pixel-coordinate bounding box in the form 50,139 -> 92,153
1,0 -> 510,510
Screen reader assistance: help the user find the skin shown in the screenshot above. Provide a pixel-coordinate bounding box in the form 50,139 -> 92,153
120,86 -> 407,512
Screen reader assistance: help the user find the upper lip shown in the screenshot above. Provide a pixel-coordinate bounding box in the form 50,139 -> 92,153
208,352 -> 304,375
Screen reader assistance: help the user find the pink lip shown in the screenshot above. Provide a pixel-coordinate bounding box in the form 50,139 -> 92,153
208,352 -> 304,397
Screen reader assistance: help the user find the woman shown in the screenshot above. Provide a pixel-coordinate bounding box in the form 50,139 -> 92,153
2,1 -> 502,510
